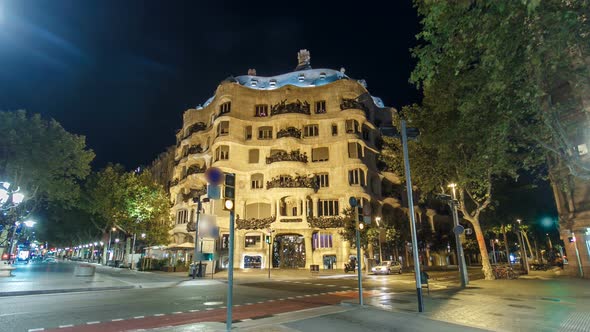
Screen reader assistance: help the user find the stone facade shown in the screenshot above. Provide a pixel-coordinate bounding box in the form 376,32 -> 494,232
168,51 -> 401,270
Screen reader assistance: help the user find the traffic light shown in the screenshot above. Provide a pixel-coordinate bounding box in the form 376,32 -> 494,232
223,173 -> 235,211
265,235 -> 270,244
568,236 -> 575,243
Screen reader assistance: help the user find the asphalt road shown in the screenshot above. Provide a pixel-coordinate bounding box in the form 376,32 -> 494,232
0,263 -> 481,332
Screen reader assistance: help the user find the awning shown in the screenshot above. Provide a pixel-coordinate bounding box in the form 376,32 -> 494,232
165,242 -> 195,250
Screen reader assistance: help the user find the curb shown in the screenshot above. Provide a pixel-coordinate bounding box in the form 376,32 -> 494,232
0,285 -> 136,297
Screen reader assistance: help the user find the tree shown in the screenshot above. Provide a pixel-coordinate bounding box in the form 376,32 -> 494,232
399,1 -> 586,279
0,110 -> 95,226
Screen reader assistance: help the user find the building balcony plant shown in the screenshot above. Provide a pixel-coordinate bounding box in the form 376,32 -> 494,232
308,216 -> 346,229
236,216 -> 276,230
266,175 -> 317,189
277,127 -> 302,139
266,150 -> 308,164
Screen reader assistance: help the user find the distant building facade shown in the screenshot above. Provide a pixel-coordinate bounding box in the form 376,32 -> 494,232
168,50 -> 405,270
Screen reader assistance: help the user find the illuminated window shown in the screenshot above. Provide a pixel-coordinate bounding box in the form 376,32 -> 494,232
578,143 -> 588,156
303,124 -> 319,137
298,74 -> 305,82
245,234 -> 261,248
255,105 -> 268,117
312,232 -> 333,249
269,79 -> 277,87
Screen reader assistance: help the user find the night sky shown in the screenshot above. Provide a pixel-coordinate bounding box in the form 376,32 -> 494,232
0,1 -> 420,169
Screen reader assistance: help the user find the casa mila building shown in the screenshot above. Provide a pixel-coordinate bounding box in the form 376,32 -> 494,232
168,50 -> 403,272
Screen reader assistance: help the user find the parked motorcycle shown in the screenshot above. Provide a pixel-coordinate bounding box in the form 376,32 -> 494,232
344,262 -> 355,273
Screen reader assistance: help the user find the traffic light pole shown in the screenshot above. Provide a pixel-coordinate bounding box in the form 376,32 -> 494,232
268,236 -> 272,279
226,209 -> 235,331
449,187 -> 468,288
355,206 -> 363,306
192,199 -> 202,279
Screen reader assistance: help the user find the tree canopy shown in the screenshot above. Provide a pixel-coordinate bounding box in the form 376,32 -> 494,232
0,110 -> 95,227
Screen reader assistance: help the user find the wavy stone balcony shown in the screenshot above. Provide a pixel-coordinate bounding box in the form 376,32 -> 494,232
183,122 -> 209,139
340,98 -> 369,117
271,99 -> 311,116
186,164 -> 206,176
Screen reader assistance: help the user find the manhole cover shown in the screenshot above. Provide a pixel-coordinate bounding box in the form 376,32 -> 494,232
508,304 -> 536,309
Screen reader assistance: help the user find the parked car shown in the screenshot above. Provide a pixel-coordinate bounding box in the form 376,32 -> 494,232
371,261 -> 402,275
42,257 -> 57,263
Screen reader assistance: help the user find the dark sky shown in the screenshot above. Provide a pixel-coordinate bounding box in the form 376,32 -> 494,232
0,1 -> 420,169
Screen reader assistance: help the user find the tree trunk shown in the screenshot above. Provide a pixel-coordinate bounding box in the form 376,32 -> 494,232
502,224 -> 510,265
471,219 -> 494,280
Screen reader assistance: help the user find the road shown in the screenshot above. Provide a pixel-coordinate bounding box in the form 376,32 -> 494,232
0,262 -> 481,332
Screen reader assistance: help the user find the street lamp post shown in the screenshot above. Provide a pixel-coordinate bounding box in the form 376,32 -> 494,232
400,119 -> 424,312
8,220 -> 35,261
448,183 -> 469,288
1,182 -> 25,262
381,117 -> 423,312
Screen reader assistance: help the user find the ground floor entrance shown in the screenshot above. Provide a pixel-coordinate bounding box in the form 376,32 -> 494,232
273,234 -> 305,268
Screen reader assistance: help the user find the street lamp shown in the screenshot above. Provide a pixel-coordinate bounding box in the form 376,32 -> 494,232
446,183 -> 469,288
1,182 -> 26,262
349,197 -> 364,306
381,116 -> 424,312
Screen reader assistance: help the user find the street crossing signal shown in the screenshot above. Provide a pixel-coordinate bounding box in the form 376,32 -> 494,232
223,173 -> 235,211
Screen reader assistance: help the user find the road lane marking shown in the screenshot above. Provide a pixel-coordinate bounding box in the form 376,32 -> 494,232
205,308 -> 214,311
245,302 -> 253,305
28,329 -> 44,332
257,301 -> 264,303
242,318 -> 252,321
112,318 -> 123,322
59,325 -> 73,328
268,300 -> 275,302
154,313 -> 164,316
134,316 -> 144,319
189,309 -> 200,312
87,321 -> 100,325
172,311 -> 182,314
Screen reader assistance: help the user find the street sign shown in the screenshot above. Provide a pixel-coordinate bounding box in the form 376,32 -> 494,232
205,167 -> 224,185
453,225 -> 465,235
349,197 -> 358,207
207,184 -> 221,199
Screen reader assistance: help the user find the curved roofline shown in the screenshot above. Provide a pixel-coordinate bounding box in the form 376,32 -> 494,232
196,68 -> 388,110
